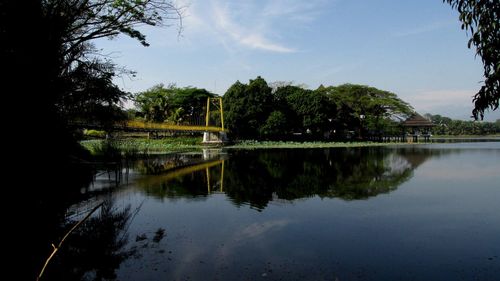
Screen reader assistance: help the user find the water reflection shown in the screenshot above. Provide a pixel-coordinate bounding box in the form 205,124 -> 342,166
135,147 -> 450,210
42,199 -> 132,281
51,143 -> 500,281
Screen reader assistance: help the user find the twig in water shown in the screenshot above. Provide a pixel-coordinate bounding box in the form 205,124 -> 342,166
36,201 -> 104,281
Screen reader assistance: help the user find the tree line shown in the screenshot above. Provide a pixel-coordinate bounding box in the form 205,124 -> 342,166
132,84 -> 214,125
133,77 -> 500,140
223,77 -> 414,140
133,77 -> 414,140
424,114 -> 500,136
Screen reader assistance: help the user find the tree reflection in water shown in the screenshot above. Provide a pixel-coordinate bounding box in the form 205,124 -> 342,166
137,147 -> 449,210
42,199 -> 133,281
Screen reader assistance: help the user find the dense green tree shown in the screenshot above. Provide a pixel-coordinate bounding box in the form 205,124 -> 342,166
134,84 -> 175,122
170,87 -> 214,124
223,77 -> 273,138
58,59 -> 130,128
444,0 -> 500,119
286,87 -> 336,136
325,84 -> 413,138
222,81 -> 247,137
223,79 -> 412,140
259,111 -> 288,138
134,84 -> 214,124
272,85 -> 303,130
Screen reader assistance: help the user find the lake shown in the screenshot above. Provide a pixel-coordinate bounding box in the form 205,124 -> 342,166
46,142 -> 500,281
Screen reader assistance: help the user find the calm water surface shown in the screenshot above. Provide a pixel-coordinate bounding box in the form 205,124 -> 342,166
54,142 -> 500,281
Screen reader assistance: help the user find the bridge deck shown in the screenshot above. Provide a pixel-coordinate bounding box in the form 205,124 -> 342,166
125,121 -> 225,133
73,120 -> 225,133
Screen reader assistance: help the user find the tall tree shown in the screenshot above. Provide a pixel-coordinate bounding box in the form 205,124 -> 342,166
286,87 -> 335,136
2,3 -> 183,276
58,59 -> 131,129
134,84 -> 175,122
2,0 -> 182,153
325,84 -> 413,138
223,77 -> 273,138
134,84 -> 214,123
170,87 -> 214,123
3,0 -> 182,110
259,111 -> 288,139
444,0 -> 500,119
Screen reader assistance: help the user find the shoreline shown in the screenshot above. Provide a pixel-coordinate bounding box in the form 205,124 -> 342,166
80,138 -> 433,154
226,140 -> 415,149
80,135 -> 500,154
81,135 -> 500,154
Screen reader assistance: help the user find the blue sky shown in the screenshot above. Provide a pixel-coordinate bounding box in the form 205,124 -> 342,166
95,0 -> 500,121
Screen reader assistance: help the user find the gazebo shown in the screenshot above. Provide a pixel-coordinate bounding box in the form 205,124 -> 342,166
402,113 -> 434,142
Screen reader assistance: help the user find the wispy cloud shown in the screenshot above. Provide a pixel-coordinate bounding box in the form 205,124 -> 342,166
392,21 -> 455,37
262,0 -> 330,22
178,0 -> 330,53
211,1 -> 296,53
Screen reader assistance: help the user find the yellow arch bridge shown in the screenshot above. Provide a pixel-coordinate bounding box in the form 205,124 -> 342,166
73,98 -> 228,143
76,120 -> 225,133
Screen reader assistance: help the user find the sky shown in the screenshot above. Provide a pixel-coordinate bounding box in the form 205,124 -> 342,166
95,0 -> 500,121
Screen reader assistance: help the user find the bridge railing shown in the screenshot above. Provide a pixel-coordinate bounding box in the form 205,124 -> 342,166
125,120 -> 225,132
70,120 -> 225,132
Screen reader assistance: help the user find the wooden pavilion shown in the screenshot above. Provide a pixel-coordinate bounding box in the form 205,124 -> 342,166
402,112 -> 434,142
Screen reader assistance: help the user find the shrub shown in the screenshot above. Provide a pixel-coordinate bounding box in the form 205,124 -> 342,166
84,129 -> 106,138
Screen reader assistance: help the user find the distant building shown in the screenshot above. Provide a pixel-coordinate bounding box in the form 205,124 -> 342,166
402,112 -> 434,142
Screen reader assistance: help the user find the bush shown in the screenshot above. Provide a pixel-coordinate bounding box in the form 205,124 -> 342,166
84,129 -> 106,138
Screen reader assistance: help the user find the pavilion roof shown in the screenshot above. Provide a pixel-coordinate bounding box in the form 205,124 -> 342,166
402,112 -> 434,127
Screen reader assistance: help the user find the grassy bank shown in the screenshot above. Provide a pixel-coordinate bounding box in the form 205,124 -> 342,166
431,134 -> 500,139
227,140 -> 414,149
82,136 -> 494,155
80,137 -> 434,155
81,137 -> 205,155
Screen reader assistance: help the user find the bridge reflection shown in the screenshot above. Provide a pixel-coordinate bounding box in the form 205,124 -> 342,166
136,149 -> 227,197
142,159 -> 226,193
